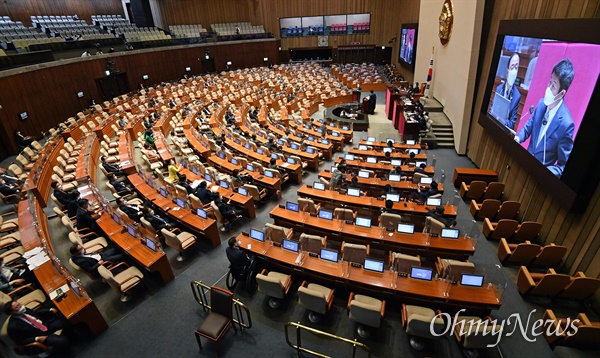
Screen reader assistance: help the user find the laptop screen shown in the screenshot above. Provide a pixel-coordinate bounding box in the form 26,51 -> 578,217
282,239 -> 299,253
461,274 -> 485,287
426,197 -> 442,206
386,193 -> 400,202
286,201 -> 299,212
367,136 -> 376,142
344,154 -> 355,161
313,182 -> 325,191
397,223 -> 415,234
347,187 -> 360,197
355,216 -> 371,228
250,228 -> 265,242
420,177 -> 433,184
364,258 -> 385,273
408,149 -> 419,155
196,208 -> 207,219
320,248 -> 339,263
176,198 -> 186,208
231,158 -> 238,165
391,159 -> 402,166
411,267 -> 433,281
366,157 -> 377,164
389,174 -> 401,182
441,228 -> 460,239
406,139 -> 416,145
219,180 -> 229,189
246,164 -> 254,172
318,209 -> 333,221
358,145 -> 368,150
264,170 -> 274,178
358,170 -> 370,178
237,187 -> 248,196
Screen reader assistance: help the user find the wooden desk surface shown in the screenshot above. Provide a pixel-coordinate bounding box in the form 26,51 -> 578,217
183,126 -> 211,159
236,233 -> 500,312
208,155 -> 282,193
318,170 -> 445,193
267,124 -> 334,160
358,140 -> 423,150
297,185 -> 457,217
348,148 -> 427,160
269,206 -> 474,260
334,158 -> 435,175
452,168 -> 499,188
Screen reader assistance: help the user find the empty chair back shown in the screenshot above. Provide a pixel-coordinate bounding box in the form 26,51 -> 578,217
498,239 -> 541,265
380,213 -> 402,230
412,172 -> 427,184
496,201 -> 520,220
512,221 -> 542,243
265,223 -> 291,244
488,219 -> 519,240
483,182 -> 504,200
299,233 -> 325,254
426,216 -> 446,235
531,244 -> 568,268
298,198 -> 319,214
461,180 -> 486,200
342,242 -> 369,265
333,208 -> 354,221
391,252 -> 420,274
558,273 -> 600,301
439,259 -> 475,279
473,199 -> 501,220
297,284 -> 330,315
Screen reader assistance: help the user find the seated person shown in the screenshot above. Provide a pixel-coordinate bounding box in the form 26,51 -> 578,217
4,301 -> 70,355
427,206 -> 457,228
266,137 -> 277,151
390,166 -> 404,177
142,207 -> 173,231
406,152 -> 416,163
414,163 -> 429,175
100,156 -> 125,177
117,116 -> 128,128
51,181 -> 72,206
0,178 -> 20,203
0,168 -> 24,188
336,158 -> 348,173
348,175 -> 366,196
230,170 -> 252,187
387,140 -> 395,149
140,143 -> 160,161
214,195 -> 242,222
409,181 -> 439,203
195,181 -> 215,204
144,130 -> 156,149
382,199 -> 400,214
0,257 -> 30,293
76,199 -> 101,235
108,174 -> 134,196
226,237 -> 252,271
177,174 -> 194,195
69,244 -> 126,276
66,191 -> 81,219
117,198 -> 142,222
268,158 -> 285,174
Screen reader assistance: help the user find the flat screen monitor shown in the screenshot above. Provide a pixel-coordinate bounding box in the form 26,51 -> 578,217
317,129 -> 323,134
291,143 -> 299,150
321,139 -> 329,145
237,187 -> 248,196
344,154 -> 355,161
231,158 -> 238,165
386,138 -> 395,144
347,187 -> 360,197
366,141 -> 373,145
364,258 -> 385,273
320,248 -> 339,263
318,209 -> 333,220
126,224 -> 137,238
441,228 -> 460,239
420,177 -> 433,184
460,274 -> 485,287
406,139 -> 416,145
204,173 -> 212,182
271,153 -> 279,159
246,164 -> 254,172
243,143 -> 252,150
277,139 -> 284,145
160,187 -> 167,197
358,145 -> 368,150
399,24 -> 418,68
181,160 -> 188,168
367,136 -> 376,142
196,208 -> 207,219
386,193 -> 400,202
366,157 -> 377,164
145,237 -> 158,252
191,166 -> 199,174
411,267 -> 433,281
176,198 -> 186,208
313,181 -> 325,191
408,149 -> 419,155
426,197 -> 442,206
415,161 -> 427,167
332,131 -> 340,137
383,147 -> 393,154
308,136 -> 314,141
235,138 -> 241,144
397,223 -> 415,234
342,125 -> 349,130
305,124 -> 311,129
112,212 -> 120,225
282,239 -> 299,253
286,201 -> 299,212
358,170 -> 370,178
219,180 -> 229,189
391,159 -> 402,166
287,158 -> 296,164
264,170 -> 274,178
355,216 -> 371,228
147,179 -> 154,188
306,147 -> 315,154
250,228 -> 265,242
257,148 -> 263,155
389,174 -> 401,182
218,152 -> 225,159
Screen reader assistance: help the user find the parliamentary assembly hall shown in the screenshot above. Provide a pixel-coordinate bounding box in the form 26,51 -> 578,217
0,0 -> 598,357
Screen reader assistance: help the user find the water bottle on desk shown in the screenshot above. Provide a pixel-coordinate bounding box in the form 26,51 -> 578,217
440,169 -> 446,183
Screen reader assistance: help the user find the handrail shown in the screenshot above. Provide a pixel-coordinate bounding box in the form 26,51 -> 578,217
190,280 -> 252,330
284,321 -> 370,358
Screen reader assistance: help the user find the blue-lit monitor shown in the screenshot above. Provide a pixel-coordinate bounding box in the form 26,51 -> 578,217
291,143 -> 299,150
147,179 -> 154,188
145,237 -> 158,252
389,174 -> 401,182
181,160 -> 188,168
397,223 -> 415,234
367,136 -> 376,142
318,209 -> 333,220
197,208 -> 207,219
306,147 -> 315,154
237,187 -> 248,196
386,193 -> 400,202
218,152 -> 225,159
287,158 -> 296,164
460,274 -> 484,287
271,153 -> 279,159
383,147 -> 393,154
426,197 -> 442,206
317,129 -> 323,134
257,148 -> 263,155
277,139 -> 284,145
320,248 -> 339,263
176,198 -> 186,208
204,173 -> 212,182
364,258 -> 385,273
406,139 -> 416,145
264,170 -> 274,178
250,228 -> 265,242
321,139 -> 329,145
235,138 -> 241,144
282,239 -> 299,253
358,145 -> 368,150
391,159 -> 402,166
416,161 -> 427,167
441,228 -> 460,239
411,267 -> 433,281
347,187 -> 361,197
332,131 -> 340,137
344,154 -> 355,161
191,166 -> 199,174
160,188 -> 167,197
219,180 -> 228,189
246,164 -> 254,172
231,158 -> 238,165
355,216 -> 371,228
342,125 -> 349,130
420,177 -> 433,184
358,170 -> 370,178
366,157 -> 377,164
313,181 -> 325,191
126,224 -> 137,238
112,212 -> 120,225
386,138 -> 395,144
286,201 -> 299,212
408,149 -> 419,155
244,143 -> 251,150
308,136 -> 314,141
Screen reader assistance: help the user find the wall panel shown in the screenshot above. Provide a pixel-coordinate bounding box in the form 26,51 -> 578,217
466,0 -> 600,288
0,0 -> 124,26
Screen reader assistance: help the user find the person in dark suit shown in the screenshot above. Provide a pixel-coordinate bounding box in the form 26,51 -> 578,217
0,178 -> 20,203
368,90 -> 377,114
515,58 -> 575,177
108,174 -> 134,196
100,156 -> 124,177
195,181 -> 215,204
0,168 -> 24,188
117,198 -> 142,221
76,199 -> 101,234
414,163 -> 429,176
69,244 -> 125,276
66,191 -> 80,219
176,174 -> 194,195
51,181 -> 71,206
409,181 -> 439,203
495,53 -> 521,130
3,301 -> 70,354
142,207 -> 172,231
427,206 -> 456,228
214,195 -> 241,225
226,236 -> 251,270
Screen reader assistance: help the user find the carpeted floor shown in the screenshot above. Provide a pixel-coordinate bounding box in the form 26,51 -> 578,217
2,92 -> 596,358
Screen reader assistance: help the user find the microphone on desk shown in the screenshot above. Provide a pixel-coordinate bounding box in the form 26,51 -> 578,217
519,105 -> 535,122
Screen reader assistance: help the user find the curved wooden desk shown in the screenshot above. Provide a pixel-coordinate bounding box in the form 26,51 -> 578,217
317,170 -> 445,194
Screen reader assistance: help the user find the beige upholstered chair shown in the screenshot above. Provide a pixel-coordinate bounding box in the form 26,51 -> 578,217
333,208 -> 355,221
0,246 -> 24,266
390,252 -> 421,274
297,280 -> 334,322
341,242 -> 369,265
380,213 -> 402,230
454,316 -> 503,356
98,263 -> 144,302
256,269 -> 292,308
161,228 -> 197,261
348,292 -> 385,338
436,258 -> 475,280
244,184 -> 267,202
298,197 -> 320,214
426,216 -> 445,235
402,304 -> 446,350
68,232 -> 108,253
298,233 -> 326,254
265,223 -> 293,245
0,211 -> 19,233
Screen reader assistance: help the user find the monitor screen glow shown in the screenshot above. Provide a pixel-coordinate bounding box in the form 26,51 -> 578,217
145,237 -> 157,251
197,208 -> 207,219
246,164 -> 254,172
406,139 -> 416,145
367,136 -> 376,142
286,201 -> 299,212
441,228 -> 460,239
358,171 -> 370,178
318,209 -> 333,220
408,149 -> 419,155
250,228 -> 265,242
355,216 -> 371,228
364,258 -> 385,273
461,274 -> 485,287
426,197 -> 442,206
219,180 -> 229,189
389,174 -> 401,182
313,182 -> 325,191
238,187 -> 248,196
344,154 -> 355,160
420,177 -> 433,184
386,193 -> 400,202
366,157 -> 377,164
347,187 -> 360,197
320,248 -> 339,263
176,198 -> 186,208
391,159 -> 402,166
411,267 -> 433,281
358,145 -> 368,150
282,239 -> 299,252
265,170 -> 274,178
397,223 -> 415,234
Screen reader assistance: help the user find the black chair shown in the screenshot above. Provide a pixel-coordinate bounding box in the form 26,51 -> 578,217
226,259 -> 257,292
194,286 -> 237,355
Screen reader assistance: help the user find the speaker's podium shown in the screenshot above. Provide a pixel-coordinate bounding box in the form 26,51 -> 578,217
361,97 -> 370,114
352,89 -> 361,102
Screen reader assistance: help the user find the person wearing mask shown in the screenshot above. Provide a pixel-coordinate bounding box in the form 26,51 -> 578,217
69,244 -> 126,276
427,206 -> 457,227
214,195 -> 242,231
176,174 -> 194,194
51,181 -> 72,206
0,178 -> 21,203
195,181 -> 216,204
144,130 -> 156,149
76,199 -> 101,235
117,198 -> 142,222
226,237 -> 252,271
0,257 -> 29,293
108,174 -> 135,197
142,207 -> 172,231
100,156 -> 125,177
495,53 -> 521,130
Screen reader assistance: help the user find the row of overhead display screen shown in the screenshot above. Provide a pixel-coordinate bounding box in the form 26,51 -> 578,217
479,19 -> 600,211
280,13 -> 370,37
398,23 -> 418,69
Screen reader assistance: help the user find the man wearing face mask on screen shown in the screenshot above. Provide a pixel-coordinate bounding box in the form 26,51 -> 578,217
496,53 -> 521,130
514,58 -> 574,177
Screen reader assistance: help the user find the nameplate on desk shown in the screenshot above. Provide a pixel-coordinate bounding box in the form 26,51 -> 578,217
386,227 -> 394,232
309,213 -> 317,217
350,263 -> 361,268
416,202 -> 425,206
241,231 -> 249,236
345,220 -> 354,225
273,242 -> 282,247
376,197 -> 384,201
431,233 -> 439,237
308,252 -> 318,258
398,272 -> 408,277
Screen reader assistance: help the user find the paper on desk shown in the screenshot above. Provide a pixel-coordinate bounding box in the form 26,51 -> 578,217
211,185 -> 220,191
49,284 -> 69,300
282,163 -> 290,167
191,180 -> 202,189
26,251 -> 50,270
23,247 -> 43,259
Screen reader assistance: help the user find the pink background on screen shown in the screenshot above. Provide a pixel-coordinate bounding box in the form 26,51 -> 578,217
517,42 -> 600,149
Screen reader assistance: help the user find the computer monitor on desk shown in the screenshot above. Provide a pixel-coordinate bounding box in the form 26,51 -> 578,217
460,273 -> 484,287
358,170 -> 370,178
355,216 -> 371,228
286,201 -> 299,212
219,180 -> 229,189
406,139 -> 416,145
426,197 -> 442,206
204,173 -> 212,182
237,187 -> 248,196
218,152 -> 225,160
176,197 -> 186,208
159,188 -> 168,198
345,154 -> 355,161
347,187 -> 361,197
291,143 -> 299,150
126,224 -> 137,238
366,157 -> 377,164
318,209 -> 333,220
287,158 -> 296,165
441,228 -> 460,239
391,159 -> 402,166
383,148 -> 393,154
264,170 -> 274,178
389,174 -> 401,182
367,136 -> 376,142
364,258 -> 385,273
411,267 -> 433,281
358,145 -> 368,150
415,161 -> 427,167
386,138 -> 395,144
145,237 -> 158,252
397,223 -> 415,234
257,148 -> 263,155
246,164 -> 254,172
196,208 -> 207,219
407,149 -> 419,155
313,181 -> 325,191
320,248 -> 339,263
231,158 -> 238,165
112,212 -> 121,225
282,239 -> 299,253
250,228 -> 265,242
386,193 -> 400,202
306,147 -> 315,154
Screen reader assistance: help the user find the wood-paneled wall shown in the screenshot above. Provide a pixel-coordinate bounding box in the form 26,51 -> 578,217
157,0 -> 420,81
0,0 -> 124,27
467,0 -> 600,288
0,40 -> 279,155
